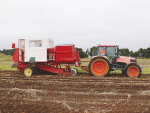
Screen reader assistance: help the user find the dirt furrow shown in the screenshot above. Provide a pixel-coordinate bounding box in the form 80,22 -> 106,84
0,71 -> 150,113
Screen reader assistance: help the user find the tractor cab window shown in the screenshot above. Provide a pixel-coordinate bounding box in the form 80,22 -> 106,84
98,47 -> 107,55
106,47 -> 116,63
98,47 -> 116,56
107,47 -> 115,57
97,46 -> 116,63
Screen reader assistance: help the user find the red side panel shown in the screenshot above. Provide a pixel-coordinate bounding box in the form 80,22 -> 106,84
12,48 -> 19,62
56,46 -> 74,62
73,48 -> 81,62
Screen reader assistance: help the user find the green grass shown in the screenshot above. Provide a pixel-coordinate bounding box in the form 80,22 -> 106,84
0,65 -> 150,74
0,53 -> 15,70
80,58 -> 90,61
142,68 -> 150,74
0,56 -> 150,74
0,65 -> 17,71
0,56 -> 12,59
0,52 -> 12,59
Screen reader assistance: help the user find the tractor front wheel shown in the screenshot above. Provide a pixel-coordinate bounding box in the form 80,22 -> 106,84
125,64 -> 141,78
89,57 -> 110,77
23,66 -> 34,77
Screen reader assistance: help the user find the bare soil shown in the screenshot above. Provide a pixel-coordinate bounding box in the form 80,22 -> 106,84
0,71 -> 150,113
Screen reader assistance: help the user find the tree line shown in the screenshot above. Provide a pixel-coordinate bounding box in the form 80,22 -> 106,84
1,47 -> 150,58
77,47 -> 150,58
0,49 -> 16,56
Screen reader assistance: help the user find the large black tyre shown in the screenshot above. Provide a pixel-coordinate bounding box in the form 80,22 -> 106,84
23,66 -> 34,77
125,64 -> 141,78
89,57 -> 110,77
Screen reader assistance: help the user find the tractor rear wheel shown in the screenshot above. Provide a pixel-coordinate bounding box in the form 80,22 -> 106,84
125,64 -> 141,78
23,66 -> 34,77
89,57 -> 110,77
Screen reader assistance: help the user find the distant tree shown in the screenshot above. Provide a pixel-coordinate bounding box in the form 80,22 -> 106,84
130,50 -> 134,57
86,49 -> 90,58
143,49 -> 147,58
2,49 -> 6,54
76,48 -> 87,58
138,48 -> 143,57
146,47 -> 150,58
89,46 -> 97,57
138,48 -> 147,58
133,51 -> 139,58
119,48 -> 130,56
1,49 -> 16,56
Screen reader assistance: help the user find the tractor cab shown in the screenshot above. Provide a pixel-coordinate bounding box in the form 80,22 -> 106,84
97,45 -> 118,63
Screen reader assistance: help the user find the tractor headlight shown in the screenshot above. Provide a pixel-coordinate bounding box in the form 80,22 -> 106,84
130,59 -> 137,64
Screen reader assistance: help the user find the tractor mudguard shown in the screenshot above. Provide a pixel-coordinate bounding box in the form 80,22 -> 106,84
123,63 -> 136,72
123,63 -> 143,72
91,56 -> 111,64
124,63 -> 142,78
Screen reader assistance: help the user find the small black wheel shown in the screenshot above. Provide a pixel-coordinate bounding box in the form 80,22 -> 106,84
23,66 -> 34,77
71,68 -> 77,76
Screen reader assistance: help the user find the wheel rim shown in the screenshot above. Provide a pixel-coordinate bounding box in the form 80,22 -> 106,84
71,68 -> 77,76
128,67 -> 139,77
71,70 -> 75,74
92,60 -> 108,76
24,67 -> 32,77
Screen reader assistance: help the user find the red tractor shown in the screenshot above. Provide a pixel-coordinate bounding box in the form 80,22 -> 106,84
88,44 -> 143,78
12,38 -> 80,76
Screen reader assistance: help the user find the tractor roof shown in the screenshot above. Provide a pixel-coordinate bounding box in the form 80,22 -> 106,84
97,44 -> 117,47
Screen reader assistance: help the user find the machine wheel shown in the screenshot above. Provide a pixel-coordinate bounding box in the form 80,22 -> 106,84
89,57 -> 110,77
71,68 -> 77,76
125,64 -> 141,78
23,66 -> 34,77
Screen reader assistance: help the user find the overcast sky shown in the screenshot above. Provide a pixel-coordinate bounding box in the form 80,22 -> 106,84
0,0 -> 150,52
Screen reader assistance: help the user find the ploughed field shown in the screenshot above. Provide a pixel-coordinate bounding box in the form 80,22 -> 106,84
0,71 -> 150,113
